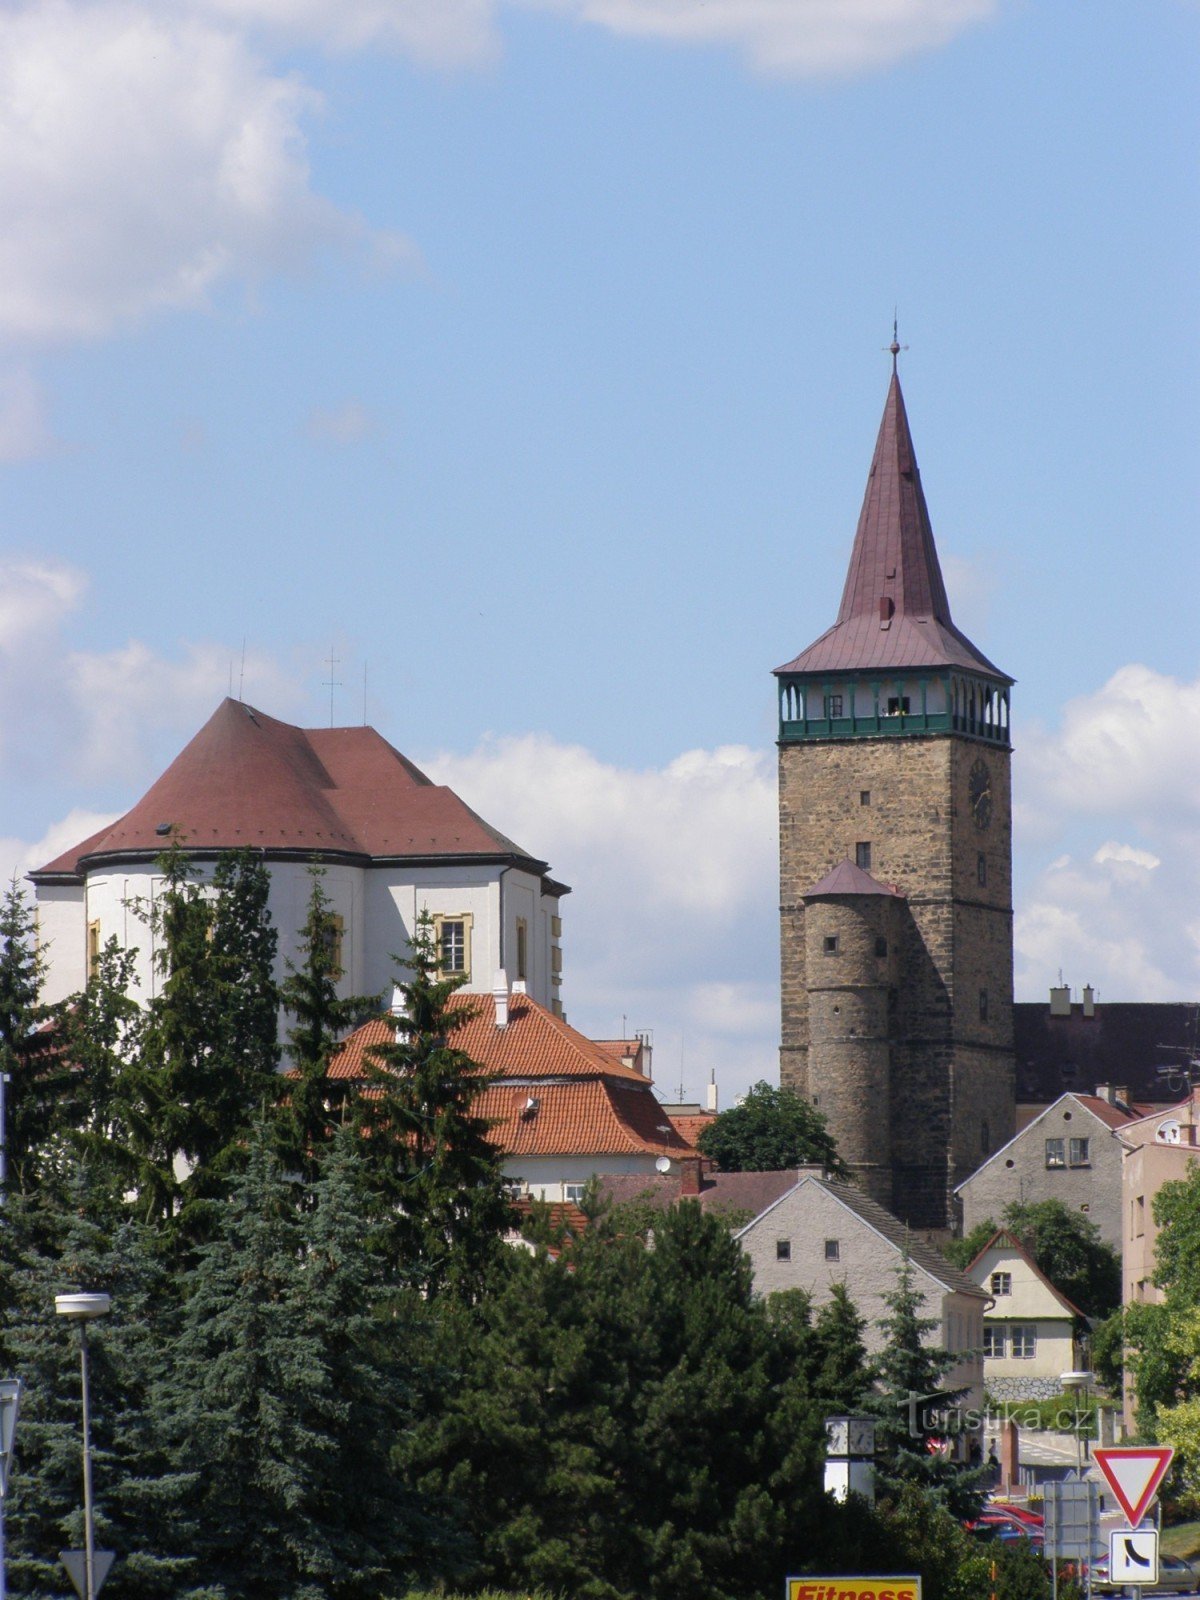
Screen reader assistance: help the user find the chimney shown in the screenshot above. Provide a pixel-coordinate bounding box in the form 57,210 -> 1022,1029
492,969 -> 510,1028
1096,1085 -> 1117,1105
1050,984 -> 1071,1017
1082,984 -> 1096,1018
390,984 -> 406,1017
706,1069 -> 718,1114
679,1156 -> 703,1198
512,979 -> 527,995
637,1030 -> 653,1077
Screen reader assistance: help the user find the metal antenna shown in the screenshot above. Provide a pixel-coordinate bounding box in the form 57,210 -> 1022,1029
362,662 -> 367,726
238,639 -> 246,701
324,647 -> 341,727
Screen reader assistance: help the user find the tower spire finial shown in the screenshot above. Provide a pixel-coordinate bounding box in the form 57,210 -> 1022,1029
887,312 -> 907,375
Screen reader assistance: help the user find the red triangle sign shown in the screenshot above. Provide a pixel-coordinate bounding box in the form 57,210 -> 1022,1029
1093,1446 -> 1175,1526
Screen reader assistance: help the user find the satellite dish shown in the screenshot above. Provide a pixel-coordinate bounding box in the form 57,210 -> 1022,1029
655,1156 -> 671,1174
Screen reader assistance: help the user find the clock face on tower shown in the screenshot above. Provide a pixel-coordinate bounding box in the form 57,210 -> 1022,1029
969,758 -> 993,830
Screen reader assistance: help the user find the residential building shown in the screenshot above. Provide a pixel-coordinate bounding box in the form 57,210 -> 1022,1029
1013,988 -> 1199,1113
773,357 -> 1015,1230
966,1229 -> 1084,1400
328,983 -> 695,1200
30,698 -> 568,1015
956,1088 -> 1147,1251
1119,1089 -> 1200,1312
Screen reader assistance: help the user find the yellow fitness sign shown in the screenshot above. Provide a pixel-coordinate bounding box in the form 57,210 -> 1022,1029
787,1579 -> 922,1600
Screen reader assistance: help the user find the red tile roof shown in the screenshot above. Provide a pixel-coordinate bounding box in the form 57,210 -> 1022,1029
775,374 -> 1011,683
326,993 -> 694,1161
33,699 -> 555,883
668,1112 -> 715,1148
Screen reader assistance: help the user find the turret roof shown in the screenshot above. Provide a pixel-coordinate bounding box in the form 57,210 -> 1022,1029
775,372 -> 1011,683
801,858 -> 904,899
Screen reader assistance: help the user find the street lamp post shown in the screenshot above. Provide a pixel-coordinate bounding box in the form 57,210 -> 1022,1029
1062,1368 -> 1092,1477
55,1294 -> 111,1600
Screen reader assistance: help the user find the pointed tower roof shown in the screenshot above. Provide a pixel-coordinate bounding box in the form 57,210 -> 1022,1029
776,373 -> 1011,683
801,858 -> 904,899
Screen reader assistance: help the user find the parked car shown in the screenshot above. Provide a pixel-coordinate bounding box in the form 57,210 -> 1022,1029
989,1500 -> 1045,1529
1092,1552 -> 1200,1594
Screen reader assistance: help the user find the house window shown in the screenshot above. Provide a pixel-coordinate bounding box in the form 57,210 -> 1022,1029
319,913 -> 344,977
1069,1137 -> 1090,1167
824,693 -> 843,718
983,1324 -> 1007,1359
1011,1325 -> 1037,1359
979,988 -> 989,1022
1134,1195 -> 1145,1237
1045,1138 -> 1065,1169
875,936 -> 888,958
989,1272 -> 1012,1296
434,914 -> 472,980
860,790 -> 871,807
824,936 -> 839,955
824,1239 -> 840,1262
977,852 -> 987,887
886,695 -> 910,716
855,842 -> 872,871
776,1239 -> 791,1261
564,1184 -> 586,1203
515,918 -> 528,982
551,915 -> 562,937
87,918 -> 102,980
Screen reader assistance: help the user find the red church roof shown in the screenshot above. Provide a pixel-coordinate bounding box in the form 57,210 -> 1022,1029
328,992 -> 695,1161
775,373 -> 1011,683
32,699 -> 555,883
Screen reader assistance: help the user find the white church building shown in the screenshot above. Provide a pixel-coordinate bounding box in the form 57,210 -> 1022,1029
30,698 -> 569,1013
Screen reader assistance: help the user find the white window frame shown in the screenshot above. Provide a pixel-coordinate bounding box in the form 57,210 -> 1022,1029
1011,1324 -> 1037,1359
989,1271 -> 1012,1296
433,913 -> 473,981
983,1323 -> 1007,1359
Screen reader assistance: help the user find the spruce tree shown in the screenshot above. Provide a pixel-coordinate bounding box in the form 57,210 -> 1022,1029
0,876 -> 69,1195
868,1252 -> 986,1518
161,1125 -> 440,1599
278,870 -> 376,1189
811,1281 -> 872,1412
354,912 -> 512,1299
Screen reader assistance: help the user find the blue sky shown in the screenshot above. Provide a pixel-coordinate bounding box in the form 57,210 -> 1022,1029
1,0 -> 1197,1102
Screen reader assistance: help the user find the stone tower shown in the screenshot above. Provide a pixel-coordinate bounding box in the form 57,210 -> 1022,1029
774,361 -> 1015,1231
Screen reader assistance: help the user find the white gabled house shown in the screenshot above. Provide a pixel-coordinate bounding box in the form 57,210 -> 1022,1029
966,1228 -> 1085,1400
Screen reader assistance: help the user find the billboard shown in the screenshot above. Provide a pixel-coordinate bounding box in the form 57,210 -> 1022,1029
787,1580 -> 922,1600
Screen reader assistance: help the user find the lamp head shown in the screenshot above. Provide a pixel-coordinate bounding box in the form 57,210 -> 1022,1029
54,1293 -> 112,1321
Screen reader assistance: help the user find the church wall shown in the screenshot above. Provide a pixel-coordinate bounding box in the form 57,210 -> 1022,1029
35,884 -> 87,1005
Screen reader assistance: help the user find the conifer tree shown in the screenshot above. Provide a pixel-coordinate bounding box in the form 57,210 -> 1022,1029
278,870 -> 377,1189
811,1280 -> 872,1412
162,1124 -> 441,1598
354,911 -> 512,1299
0,876 -> 68,1194
867,1252 -> 986,1518
206,848 -> 281,1158
59,937 -> 144,1209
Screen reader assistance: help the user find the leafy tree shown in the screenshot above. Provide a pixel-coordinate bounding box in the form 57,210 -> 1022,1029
1127,1166 -> 1200,1433
410,1202 -> 828,1600
354,911 -> 512,1299
0,876 -> 70,1194
867,1253 -> 986,1519
695,1080 -> 848,1176
944,1200 -> 1119,1320
161,1124 -> 441,1599
278,870 -> 377,1188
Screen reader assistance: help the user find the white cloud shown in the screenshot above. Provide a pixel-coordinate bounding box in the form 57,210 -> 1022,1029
195,0 -> 501,64
1013,665 -> 1200,1003
423,733 -> 780,1099
0,808 -> 121,892
0,553 -> 299,786
0,0 -> 403,344
521,0 -> 999,77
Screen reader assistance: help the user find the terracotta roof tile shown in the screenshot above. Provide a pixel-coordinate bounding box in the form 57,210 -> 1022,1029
31,699 -> 552,882
325,993 -> 692,1161
775,374 -> 1010,684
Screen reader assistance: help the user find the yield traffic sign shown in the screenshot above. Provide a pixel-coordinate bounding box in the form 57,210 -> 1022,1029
1093,1446 -> 1174,1527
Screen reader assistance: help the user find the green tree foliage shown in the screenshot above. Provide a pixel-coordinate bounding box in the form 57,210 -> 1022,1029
1130,1165 -> 1200,1441
812,1281 -> 873,1411
867,1253 -> 986,1519
207,848 -> 281,1141
0,876 -> 71,1194
278,869 -> 377,1188
0,1174 -> 204,1597
354,912 -> 512,1299
695,1080 -> 848,1176
161,1125 -> 444,1599
410,1202 -> 827,1600
944,1199 -> 1120,1320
